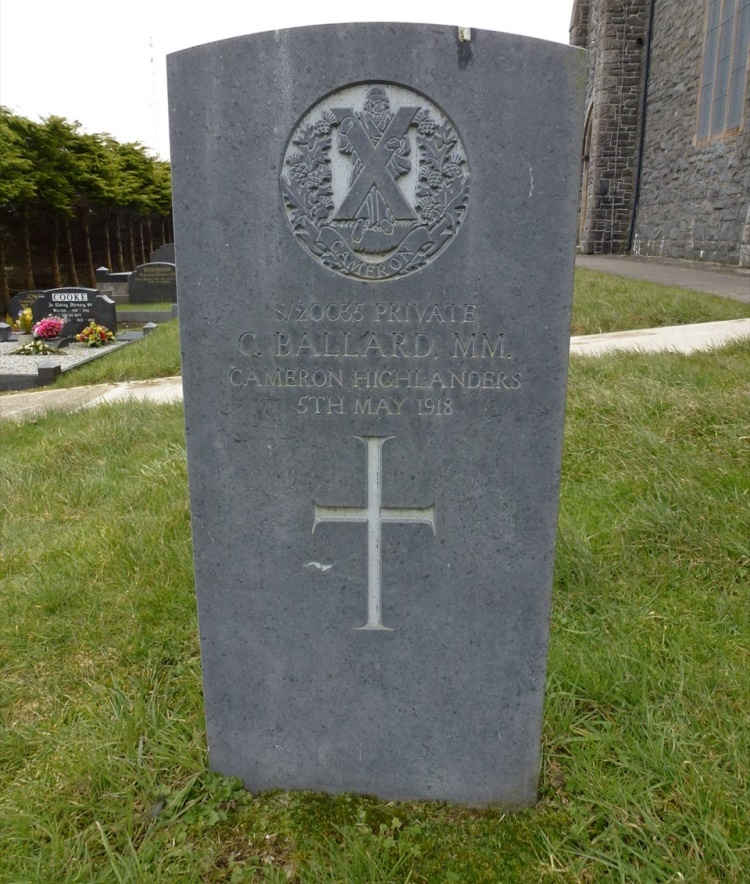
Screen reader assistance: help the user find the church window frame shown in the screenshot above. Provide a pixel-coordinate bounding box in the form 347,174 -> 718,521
697,0 -> 750,140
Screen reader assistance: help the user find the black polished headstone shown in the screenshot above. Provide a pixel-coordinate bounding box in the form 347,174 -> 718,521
151,243 -> 176,264
168,23 -> 584,807
128,262 -> 177,303
7,290 -> 46,320
31,288 -> 117,336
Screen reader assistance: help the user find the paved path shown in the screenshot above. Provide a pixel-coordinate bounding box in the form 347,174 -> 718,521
1,377 -> 184,422
2,319 -> 747,422
569,318 -> 748,356
576,254 -> 750,302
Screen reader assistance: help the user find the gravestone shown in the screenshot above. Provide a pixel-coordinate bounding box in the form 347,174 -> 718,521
168,24 -> 584,807
31,288 -> 117,336
128,262 -> 177,302
7,290 -> 46,321
95,266 -> 132,283
151,243 -> 175,264
95,267 -> 132,304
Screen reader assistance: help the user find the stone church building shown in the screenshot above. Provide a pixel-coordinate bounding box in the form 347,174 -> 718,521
571,0 -> 750,265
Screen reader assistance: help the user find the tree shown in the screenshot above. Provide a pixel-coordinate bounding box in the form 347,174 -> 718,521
0,108 -> 39,305
0,110 -> 172,297
27,116 -> 82,284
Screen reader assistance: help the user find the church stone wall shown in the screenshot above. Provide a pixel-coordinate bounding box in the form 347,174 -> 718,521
632,0 -> 750,265
571,0 -> 750,265
572,0 -> 649,255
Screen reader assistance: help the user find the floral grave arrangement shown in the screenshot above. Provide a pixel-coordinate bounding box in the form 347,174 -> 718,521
33,316 -> 65,339
15,339 -> 55,355
76,321 -> 115,347
14,307 -> 34,334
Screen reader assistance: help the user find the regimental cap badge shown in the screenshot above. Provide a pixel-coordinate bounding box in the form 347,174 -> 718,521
280,83 -> 471,281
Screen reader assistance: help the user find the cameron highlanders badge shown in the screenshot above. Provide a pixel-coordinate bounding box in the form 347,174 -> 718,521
280,83 -> 471,281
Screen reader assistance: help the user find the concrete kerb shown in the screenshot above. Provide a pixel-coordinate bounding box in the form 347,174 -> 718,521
82,376 -> 184,407
0,377 -> 183,422
0,383 -> 120,421
570,318 -> 749,357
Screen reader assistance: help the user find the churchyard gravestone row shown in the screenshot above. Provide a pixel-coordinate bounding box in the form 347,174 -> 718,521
169,23 -> 584,808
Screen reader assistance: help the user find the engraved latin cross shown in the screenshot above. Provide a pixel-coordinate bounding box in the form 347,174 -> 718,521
313,435 -> 436,630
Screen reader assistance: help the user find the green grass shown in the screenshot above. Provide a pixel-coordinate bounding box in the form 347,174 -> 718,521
1,339 -> 747,882
117,301 -> 174,312
571,268 -> 747,335
49,321 -> 182,388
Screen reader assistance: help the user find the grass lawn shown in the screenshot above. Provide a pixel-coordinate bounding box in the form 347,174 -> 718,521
48,321 -> 182,389
571,269 -> 747,335
1,338 -> 747,882
117,302 -> 174,312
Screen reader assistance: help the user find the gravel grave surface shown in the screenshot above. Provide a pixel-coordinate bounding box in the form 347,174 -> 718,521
0,340 -> 130,377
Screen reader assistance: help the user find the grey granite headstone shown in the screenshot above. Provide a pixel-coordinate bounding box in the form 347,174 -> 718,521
96,266 -> 132,284
31,288 -> 117,336
128,262 -> 177,303
168,23 -> 584,807
151,243 -> 175,264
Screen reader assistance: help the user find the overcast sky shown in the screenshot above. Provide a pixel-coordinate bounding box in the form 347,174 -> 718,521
0,1 -> 574,159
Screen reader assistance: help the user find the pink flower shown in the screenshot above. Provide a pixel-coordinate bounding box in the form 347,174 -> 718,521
33,316 -> 65,339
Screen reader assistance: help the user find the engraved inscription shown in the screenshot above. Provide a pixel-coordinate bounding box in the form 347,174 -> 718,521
229,300 -> 526,417
280,84 -> 470,280
313,436 -> 436,630
275,302 -> 477,323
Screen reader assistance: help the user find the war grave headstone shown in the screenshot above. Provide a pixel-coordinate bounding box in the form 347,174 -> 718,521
128,262 -> 177,303
31,288 -> 117,336
151,243 -> 175,264
168,24 -> 584,807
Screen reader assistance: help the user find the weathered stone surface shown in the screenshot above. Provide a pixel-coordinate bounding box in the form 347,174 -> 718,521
168,23 -> 584,807
632,0 -> 750,264
573,0 -> 750,263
